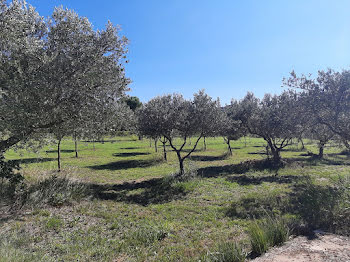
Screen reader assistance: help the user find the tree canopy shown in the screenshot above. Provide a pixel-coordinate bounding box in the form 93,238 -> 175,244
0,0 -> 130,152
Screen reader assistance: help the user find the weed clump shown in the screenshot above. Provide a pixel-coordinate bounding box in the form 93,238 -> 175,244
204,241 -> 247,262
248,216 -> 290,256
124,224 -> 168,247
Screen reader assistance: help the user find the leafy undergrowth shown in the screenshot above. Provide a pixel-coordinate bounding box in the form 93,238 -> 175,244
1,137 -> 349,261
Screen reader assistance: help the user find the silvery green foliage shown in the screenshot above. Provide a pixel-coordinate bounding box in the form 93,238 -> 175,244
79,101 -> 136,141
138,91 -> 221,175
239,91 -> 303,162
285,69 -> 350,149
0,1 -> 130,152
218,102 -> 245,155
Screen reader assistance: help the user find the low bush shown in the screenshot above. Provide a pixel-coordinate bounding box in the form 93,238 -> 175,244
294,175 -> 350,235
0,156 -> 23,203
26,175 -> 90,207
226,191 -> 289,219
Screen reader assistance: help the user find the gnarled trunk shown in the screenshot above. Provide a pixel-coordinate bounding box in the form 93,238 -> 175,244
176,151 -> 184,176
266,138 -> 281,164
318,142 -> 325,158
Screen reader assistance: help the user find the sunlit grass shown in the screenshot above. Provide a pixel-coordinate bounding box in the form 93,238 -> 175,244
1,136 -> 349,261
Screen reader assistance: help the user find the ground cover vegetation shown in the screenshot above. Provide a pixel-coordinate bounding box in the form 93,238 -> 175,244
1,1 -> 350,261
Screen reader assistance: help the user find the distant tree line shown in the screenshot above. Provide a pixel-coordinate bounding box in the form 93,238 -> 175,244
1,1 -> 350,178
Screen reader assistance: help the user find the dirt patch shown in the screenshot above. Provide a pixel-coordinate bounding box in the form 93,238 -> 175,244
252,232 -> 350,262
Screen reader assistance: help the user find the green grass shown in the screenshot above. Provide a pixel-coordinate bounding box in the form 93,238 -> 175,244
1,136 -> 349,261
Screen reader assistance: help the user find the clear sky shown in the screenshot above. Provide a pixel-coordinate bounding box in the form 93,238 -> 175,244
27,0 -> 350,104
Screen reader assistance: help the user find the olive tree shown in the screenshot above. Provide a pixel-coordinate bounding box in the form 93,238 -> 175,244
137,97 -> 169,160
219,102 -> 245,156
139,91 -> 221,176
239,91 -> 303,164
0,1 -> 129,154
285,69 -> 350,150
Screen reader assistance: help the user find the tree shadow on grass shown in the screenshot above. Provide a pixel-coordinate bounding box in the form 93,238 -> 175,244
10,158 -> 55,165
287,156 -> 350,166
89,177 -> 189,206
83,140 -> 118,143
189,153 -> 228,162
226,174 -> 307,186
113,152 -> 150,157
45,149 -> 75,153
120,147 -> 141,150
197,159 -> 279,178
88,158 -> 162,171
247,151 -> 267,155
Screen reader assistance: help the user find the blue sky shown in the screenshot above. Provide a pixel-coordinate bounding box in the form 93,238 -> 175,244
28,0 -> 350,104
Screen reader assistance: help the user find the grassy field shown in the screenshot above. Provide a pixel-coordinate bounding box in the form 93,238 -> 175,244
1,136 -> 349,261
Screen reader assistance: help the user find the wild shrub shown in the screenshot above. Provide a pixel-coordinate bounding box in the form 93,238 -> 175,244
294,175 -> 350,235
226,191 -> 289,219
25,175 -> 90,208
0,156 -> 23,202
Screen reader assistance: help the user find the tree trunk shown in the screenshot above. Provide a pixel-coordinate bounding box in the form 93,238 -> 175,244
227,139 -> 232,156
93,140 -> 95,151
176,151 -> 184,176
299,138 -> 305,150
74,137 -> 78,158
203,137 -> 207,151
138,135 -> 142,140
154,139 -> 158,152
244,136 -> 247,147
57,139 -> 62,172
318,142 -> 325,158
266,139 -> 281,164
149,139 -> 152,147
271,148 -> 281,164
162,142 -> 167,161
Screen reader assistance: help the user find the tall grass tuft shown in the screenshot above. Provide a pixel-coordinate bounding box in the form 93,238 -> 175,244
204,241 -> 247,262
248,222 -> 269,256
248,216 -> 289,256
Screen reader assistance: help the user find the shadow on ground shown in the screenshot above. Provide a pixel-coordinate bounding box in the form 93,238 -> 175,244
226,174 -> 307,186
113,152 -> 150,157
45,150 -> 75,153
10,158 -> 55,165
89,177 -> 188,206
88,158 -> 162,171
197,159 -> 279,178
189,153 -> 228,162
